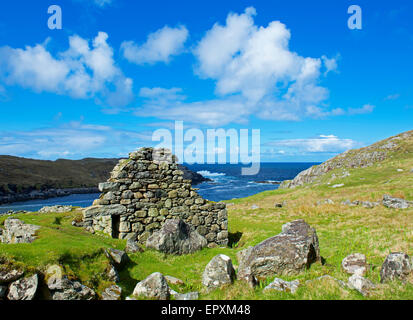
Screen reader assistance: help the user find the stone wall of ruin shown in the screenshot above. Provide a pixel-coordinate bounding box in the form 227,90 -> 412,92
83,148 -> 228,247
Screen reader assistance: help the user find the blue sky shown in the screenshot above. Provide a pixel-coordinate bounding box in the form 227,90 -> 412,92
0,0 -> 412,162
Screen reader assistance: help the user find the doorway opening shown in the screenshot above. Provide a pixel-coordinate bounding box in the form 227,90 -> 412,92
111,215 -> 120,239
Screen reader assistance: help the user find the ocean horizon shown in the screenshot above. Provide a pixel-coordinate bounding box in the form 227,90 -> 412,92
0,162 -> 317,213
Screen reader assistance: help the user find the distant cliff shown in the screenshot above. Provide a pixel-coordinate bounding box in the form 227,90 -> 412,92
0,155 -> 210,204
280,130 -> 413,189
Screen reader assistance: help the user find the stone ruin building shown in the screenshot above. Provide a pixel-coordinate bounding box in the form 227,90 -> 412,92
83,148 -> 228,248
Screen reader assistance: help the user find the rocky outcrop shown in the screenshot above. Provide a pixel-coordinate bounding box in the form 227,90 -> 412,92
237,220 -> 320,281
83,148 -> 228,247
132,272 -> 170,300
146,219 -> 207,255
7,274 -> 38,300
39,205 -> 73,213
0,187 -> 100,206
263,278 -> 300,294
0,218 -> 40,244
380,253 -> 412,283
202,254 -> 236,291
178,164 -> 211,185
342,253 -> 367,276
382,195 -> 413,209
280,130 -> 413,189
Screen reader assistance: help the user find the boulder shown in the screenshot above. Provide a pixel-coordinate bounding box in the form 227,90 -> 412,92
202,254 -> 236,291
237,220 -> 320,281
380,252 -> 412,283
125,239 -> 144,254
347,274 -> 375,296
102,285 -> 122,300
0,268 -> 24,284
146,219 -> 207,255
132,272 -> 170,300
342,253 -> 367,276
50,280 -> 95,300
263,278 -> 300,294
0,218 -> 40,244
105,248 -> 129,268
383,195 -> 413,209
7,274 -> 38,300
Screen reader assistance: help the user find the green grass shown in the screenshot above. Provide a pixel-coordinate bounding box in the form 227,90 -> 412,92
1,149 -> 413,300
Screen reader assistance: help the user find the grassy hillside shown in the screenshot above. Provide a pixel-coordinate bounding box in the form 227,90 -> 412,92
1,131 -> 412,300
0,156 -> 119,193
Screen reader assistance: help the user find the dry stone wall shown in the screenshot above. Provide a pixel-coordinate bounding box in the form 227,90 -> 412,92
83,148 -> 228,247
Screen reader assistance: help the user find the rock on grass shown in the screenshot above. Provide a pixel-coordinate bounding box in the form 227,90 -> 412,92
237,220 -> 320,281
202,254 -> 236,292
380,252 -> 412,283
132,272 -> 170,300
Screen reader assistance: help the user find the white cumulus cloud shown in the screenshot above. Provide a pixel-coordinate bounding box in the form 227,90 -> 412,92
136,7 -> 338,126
121,25 -> 189,65
267,135 -> 358,153
0,32 -> 133,108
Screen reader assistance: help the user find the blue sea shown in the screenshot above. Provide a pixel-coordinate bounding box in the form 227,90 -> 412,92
0,163 -> 316,213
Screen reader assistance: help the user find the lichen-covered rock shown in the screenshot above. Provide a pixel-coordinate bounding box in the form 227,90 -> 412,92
202,254 -> 236,291
0,268 -> 24,284
380,252 -> 412,283
102,285 -> 122,300
7,274 -> 38,300
105,248 -> 129,268
0,218 -> 40,244
342,253 -> 367,276
125,239 -> 144,254
50,280 -> 95,300
263,278 -> 300,294
46,265 -> 95,300
132,272 -> 170,300
237,220 -> 320,281
347,274 -> 375,296
146,219 -> 207,255
382,195 -> 413,209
